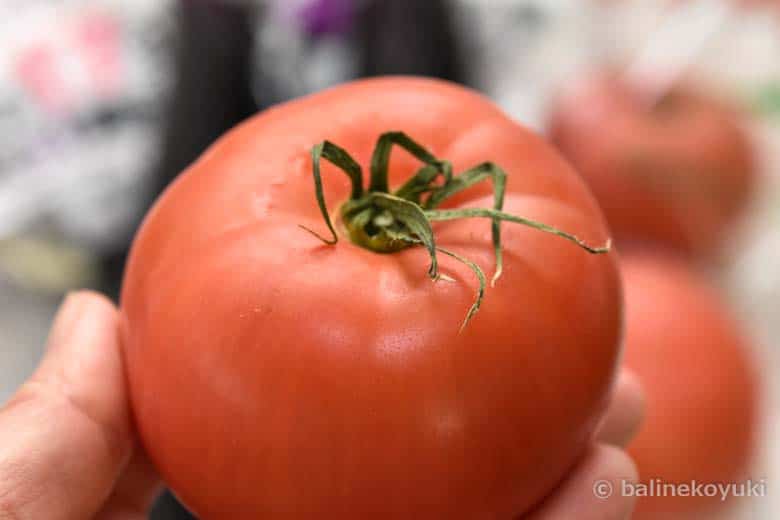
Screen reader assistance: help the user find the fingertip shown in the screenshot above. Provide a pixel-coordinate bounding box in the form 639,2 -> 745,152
592,444 -> 640,520
36,288 -> 124,419
73,289 -> 117,312
597,368 -> 646,447
618,369 -> 646,415
595,443 -> 639,486
617,368 -> 647,440
594,444 -> 640,519
45,290 -> 118,355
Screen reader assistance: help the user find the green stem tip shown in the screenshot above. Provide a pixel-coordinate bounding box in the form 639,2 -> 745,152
301,131 -> 611,331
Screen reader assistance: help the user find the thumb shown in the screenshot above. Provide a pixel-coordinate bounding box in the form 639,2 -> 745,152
0,291 -> 134,519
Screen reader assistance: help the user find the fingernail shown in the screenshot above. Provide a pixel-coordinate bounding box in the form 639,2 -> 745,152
46,291 -> 89,352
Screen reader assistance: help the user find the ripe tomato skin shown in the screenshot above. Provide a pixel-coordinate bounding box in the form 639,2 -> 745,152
119,77 -> 622,518
621,251 -> 759,517
548,72 -> 755,256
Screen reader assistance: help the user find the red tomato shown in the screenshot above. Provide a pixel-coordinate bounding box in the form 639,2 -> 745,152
120,77 -> 622,518
548,71 -> 756,256
621,251 -> 760,517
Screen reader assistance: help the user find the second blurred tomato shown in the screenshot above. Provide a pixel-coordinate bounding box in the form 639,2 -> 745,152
620,251 -> 760,517
548,71 -> 756,257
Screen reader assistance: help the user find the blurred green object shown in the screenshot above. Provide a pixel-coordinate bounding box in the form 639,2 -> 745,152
0,237 -> 100,293
754,82 -> 780,118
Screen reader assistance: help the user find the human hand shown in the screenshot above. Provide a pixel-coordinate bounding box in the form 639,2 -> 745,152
0,291 -> 160,519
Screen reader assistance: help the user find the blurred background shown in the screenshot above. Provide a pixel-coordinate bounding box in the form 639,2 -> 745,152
0,0 -> 778,518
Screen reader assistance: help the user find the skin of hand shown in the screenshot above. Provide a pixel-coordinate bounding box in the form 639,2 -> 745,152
0,291 -> 645,519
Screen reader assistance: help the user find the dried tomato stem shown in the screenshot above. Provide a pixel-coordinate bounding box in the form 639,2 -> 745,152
302,131 -> 611,329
